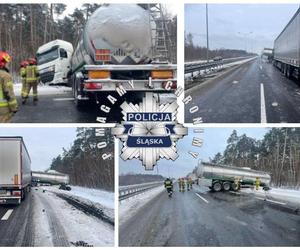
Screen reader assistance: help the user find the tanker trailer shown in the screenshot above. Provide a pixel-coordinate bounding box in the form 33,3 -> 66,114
196,162 -> 271,192
68,4 -> 177,115
31,171 -> 70,185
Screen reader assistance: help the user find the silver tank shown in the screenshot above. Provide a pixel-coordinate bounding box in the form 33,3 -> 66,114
32,171 -> 70,185
196,162 -> 271,186
71,4 -> 153,72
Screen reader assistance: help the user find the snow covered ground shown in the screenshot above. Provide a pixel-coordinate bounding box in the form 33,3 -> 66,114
241,187 -> 300,209
33,187 -> 114,246
119,186 -> 164,225
13,83 -> 71,96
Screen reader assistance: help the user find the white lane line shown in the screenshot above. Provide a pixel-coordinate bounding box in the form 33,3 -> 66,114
259,65 -> 263,70
232,80 -> 239,84
195,193 -> 209,203
256,197 -> 286,205
53,98 -> 75,101
226,216 -> 248,226
260,83 -> 267,123
1,209 -> 13,221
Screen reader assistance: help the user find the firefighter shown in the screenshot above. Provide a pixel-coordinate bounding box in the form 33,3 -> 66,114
23,57 -> 39,105
181,178 -> 186,192
255,177 -> 261,191
178,178 -> 182,192
164,178 -> 173,197
20,60 -> 28,99
188,178 -> 193,190
0,51 -> 18,123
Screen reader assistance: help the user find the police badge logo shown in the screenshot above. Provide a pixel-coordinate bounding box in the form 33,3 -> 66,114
112,93 -> 188,170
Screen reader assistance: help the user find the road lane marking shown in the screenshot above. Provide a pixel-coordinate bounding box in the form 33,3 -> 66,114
232,80 -> 239,84
272,102 -> 278,107
195,193 -> 209,203
226,216 -> 248,226
53,98 -> 75,101
256,197 -> 286,205
1,209 -> 13,221
260,83 -> 267,123
259,65 -> 262,70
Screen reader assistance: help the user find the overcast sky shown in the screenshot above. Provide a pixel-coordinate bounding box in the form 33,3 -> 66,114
119,127 -> 269,178
0,128 -> 77,171
185,4 -> 299,53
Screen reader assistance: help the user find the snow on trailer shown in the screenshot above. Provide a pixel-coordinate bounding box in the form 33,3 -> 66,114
0,137 -> 31,204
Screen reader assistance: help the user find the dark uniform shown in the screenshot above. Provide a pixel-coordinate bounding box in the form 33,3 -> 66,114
164,178 -> 173,193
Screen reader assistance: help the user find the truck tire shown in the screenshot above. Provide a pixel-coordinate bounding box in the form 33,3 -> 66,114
231,183 -> 239,191
222,182 -> 231,191
286,65 -> 292,79
73,77 -> 86,109
212,181 -> 222,192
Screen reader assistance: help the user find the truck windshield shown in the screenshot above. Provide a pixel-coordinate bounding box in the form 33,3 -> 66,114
37,47 -> 59,65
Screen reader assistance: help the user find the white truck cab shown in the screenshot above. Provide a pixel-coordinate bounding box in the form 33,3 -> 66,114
36,39 -> 74,85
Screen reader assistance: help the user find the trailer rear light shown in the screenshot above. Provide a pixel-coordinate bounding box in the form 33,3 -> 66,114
151,70 -> 173,79
85,83 -> 103,90
95,49 -> 111,62
14,175 -> 18,185
162,81 -> 177,90
88,70 -> 110,79
12,191 -> 21,197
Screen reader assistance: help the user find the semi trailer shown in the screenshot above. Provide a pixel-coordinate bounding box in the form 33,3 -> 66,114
0,137 -> 31,204
31,171 -> 70,185
38,4 -> 177,111
273,7 -> 300,79
196,162 -> 271,192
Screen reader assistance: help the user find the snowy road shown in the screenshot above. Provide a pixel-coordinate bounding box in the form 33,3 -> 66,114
0,187 -> 114,247
119,185 -> 300,246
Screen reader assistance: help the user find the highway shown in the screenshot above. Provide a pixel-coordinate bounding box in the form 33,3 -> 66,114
119,185 -> 300,246
0,188 -> 114,246
185,58 -> 300,123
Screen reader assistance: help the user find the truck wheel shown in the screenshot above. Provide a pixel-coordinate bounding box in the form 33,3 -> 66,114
212,181 -> 222,192
231,183 -> 239,191
286,65 -> 292,79
222,182 -> 231,191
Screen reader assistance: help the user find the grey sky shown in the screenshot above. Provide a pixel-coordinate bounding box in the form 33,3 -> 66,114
119,127 -> 269,178
185,4 -> 299,53
0,128 -> 77,171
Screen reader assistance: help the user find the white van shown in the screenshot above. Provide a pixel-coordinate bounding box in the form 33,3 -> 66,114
36,39 -> 74,85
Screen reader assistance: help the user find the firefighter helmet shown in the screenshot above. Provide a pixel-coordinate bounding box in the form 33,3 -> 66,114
20,60 -> 29,68
0,51 -> 11,68
28,58 -> 37,65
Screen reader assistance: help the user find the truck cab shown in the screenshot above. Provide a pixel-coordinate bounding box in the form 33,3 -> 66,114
37,39 -> 74,85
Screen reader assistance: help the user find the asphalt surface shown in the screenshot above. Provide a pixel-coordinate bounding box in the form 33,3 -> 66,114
11,87 -> 131,123
185,58 -> 300,123
0,192 -> 34,246
119,185 -> 300,246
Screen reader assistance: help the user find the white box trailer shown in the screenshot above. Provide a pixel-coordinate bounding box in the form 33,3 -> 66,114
0,137 -> 31,204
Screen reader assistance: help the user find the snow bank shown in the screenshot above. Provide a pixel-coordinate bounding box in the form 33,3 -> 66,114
13,83 -> 71,96
119,185 -> 164,225
33,188 -> 114,246
241,187 -> 300,208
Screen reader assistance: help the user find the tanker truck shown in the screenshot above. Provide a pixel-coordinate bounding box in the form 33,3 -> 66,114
68,4 -> 177,111
196,162 -> 271,192
0,137 -> 31,204
31,171 -> 70,186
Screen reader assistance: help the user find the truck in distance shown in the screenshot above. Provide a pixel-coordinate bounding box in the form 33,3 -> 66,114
0,137 -> 31,204
273,7 -> 300,79
196,162 -> 271,192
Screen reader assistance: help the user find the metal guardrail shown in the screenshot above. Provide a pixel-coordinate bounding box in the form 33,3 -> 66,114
184,56 -> 254,74
119,181 -> 163,201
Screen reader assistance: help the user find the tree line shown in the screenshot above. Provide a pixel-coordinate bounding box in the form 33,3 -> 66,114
50,128 -> 114,191
212,128 -> 300,188
185,32 -> 256,62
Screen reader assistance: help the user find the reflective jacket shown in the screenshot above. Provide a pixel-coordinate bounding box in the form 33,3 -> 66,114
164,179 -> 173,189
0,69 -> 18,114
25,65 -> 39,83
